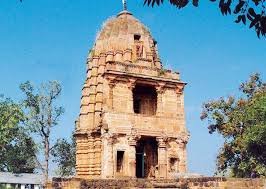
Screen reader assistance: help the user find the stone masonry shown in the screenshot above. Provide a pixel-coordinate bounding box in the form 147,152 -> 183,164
75,9 -> 189,179
47,177 -> 266,189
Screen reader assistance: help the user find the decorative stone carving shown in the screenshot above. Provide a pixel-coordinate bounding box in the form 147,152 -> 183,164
176,132 -> 190,145
107,76 -> 117,88
176,84 -> 185,94
156,136 -> 167,148
135,43 -> 144,58
155,82 -> 166,94
127,78 -> 136,90
168,148 -> 179,159
127,127 -> 140,146
102,132 -> 115,145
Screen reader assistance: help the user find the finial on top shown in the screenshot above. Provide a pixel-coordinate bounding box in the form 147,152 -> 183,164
117,0 -> 132,17
122,0 -> 127,11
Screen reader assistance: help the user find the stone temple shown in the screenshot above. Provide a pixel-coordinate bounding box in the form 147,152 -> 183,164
74,7 -> 189,179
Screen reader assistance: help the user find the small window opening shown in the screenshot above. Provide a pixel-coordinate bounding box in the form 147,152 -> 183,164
134,34 -> 141,41
117,151 -> 124,173
133,85 -> 157,115
169,158 -> 178,172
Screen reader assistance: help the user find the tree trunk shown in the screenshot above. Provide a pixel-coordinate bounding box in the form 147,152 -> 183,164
44,136 -> 49,183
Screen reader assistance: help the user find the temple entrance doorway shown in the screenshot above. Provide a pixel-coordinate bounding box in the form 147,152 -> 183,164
136,137 -> 158,178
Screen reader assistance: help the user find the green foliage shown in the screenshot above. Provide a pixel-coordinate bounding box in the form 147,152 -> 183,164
20,81 -> 64,135
0,80 -> 65,177
20,81 -> 64,181
0,184 -> 8,189
201,73 -> 266,177
144,0 -> 266,38
0,96 -> 24,147
0,96 -> 37,173
51,135 -> 76,177
0,130 -> 37,173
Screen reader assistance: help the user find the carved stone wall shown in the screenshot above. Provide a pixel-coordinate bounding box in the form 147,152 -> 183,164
47,178 -> 266,189
75,10 -> 189,179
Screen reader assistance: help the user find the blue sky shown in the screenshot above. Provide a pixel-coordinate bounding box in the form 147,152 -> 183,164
0,0 -> 265,176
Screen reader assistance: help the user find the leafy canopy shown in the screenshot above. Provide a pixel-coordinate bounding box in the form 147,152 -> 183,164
0,96 -> 37,173
20,80 -> 64,181
0,131 -> 37,173
20,81 -> 64,136
201,73 -> 266,177
51,135 -> 76,177
144,0 -> 266,38
0,96 -> 24,147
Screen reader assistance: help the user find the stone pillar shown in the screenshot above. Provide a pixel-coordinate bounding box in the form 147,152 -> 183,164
101,133 -> 114,178
107,77 -> 116,110
128,139 -> 137,178
178,142 -> 186,172
156,83 -> 165,116
176,134 -> 189,173
156,136 -> 167,178
127,79 -> 136,114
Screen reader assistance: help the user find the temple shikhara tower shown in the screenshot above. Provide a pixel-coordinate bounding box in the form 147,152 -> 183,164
75,5 -> 189,179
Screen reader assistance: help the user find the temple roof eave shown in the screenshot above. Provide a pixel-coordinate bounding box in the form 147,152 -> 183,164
103,71 -> 187,86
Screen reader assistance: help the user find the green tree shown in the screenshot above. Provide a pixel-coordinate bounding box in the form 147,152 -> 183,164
20,81 -> 64,182
51,135 -> 76,177
0,96 -> 23,147
201,73 -> 266,177
144,0 -> 266,38
0,96 -> 37,173
0,130 -> 37,173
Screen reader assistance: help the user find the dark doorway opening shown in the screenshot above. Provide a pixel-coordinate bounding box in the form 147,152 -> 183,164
136,137 -> 158,178
133,85 -> 157,115
117,151 -> 124,173
136,153 -> 144,178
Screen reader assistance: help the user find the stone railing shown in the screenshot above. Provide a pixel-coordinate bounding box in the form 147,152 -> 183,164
46,177 -> 266,189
